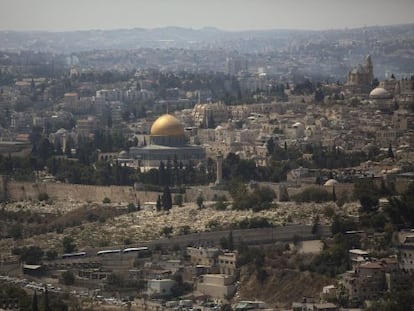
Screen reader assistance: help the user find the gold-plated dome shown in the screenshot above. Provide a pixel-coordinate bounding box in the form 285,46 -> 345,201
150,114 -> 185,136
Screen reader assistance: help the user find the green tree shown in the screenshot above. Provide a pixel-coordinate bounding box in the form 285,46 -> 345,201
196,194 -> 204,209
162,186 -> 172,210
32,291 -> 39,311
156,195 -> 162,211
0,284 -> 31,311
43,287 -> 52,311
266,137 -> 275,155
359,195 -> 379,213
221,304 -> 233,311
228,230 -> 234,251
62,236 -> 76,253
174,194 -> 183,206
61,271 -> 75,285
46,250 -> 58,261
292,187 -> 332,203
331,215 -> 357,235
312,215 -> 320,234
8,223 -> 23,240
106,273 -> 124,289
127,202 -> 136,213
102,197 -> 111,204
18,246 -> 44,265
384,182 -> 414,227
388,144 -> 394,159
161,226 -> 173,237
179,225 -> 191,235
38,192 -> 49,201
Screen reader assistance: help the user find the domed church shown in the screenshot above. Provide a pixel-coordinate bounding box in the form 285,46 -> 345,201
126,114 -> 205,170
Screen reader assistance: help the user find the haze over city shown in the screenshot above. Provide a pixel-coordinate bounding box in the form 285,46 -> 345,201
1,0 -> 414,32
1,0 -> 414,310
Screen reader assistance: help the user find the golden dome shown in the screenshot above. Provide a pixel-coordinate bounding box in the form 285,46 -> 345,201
150,114 -> 185,136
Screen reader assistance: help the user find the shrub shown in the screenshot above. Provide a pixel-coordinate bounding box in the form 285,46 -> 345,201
61,271 -> 75,285
235,217 -> 273,229
38,192 -> 49,201
292,187 -> 332,203
174,194 -> 183,206
214,200 -> 228,210
46,250 -> 58,260
127,203 -> 136,212
102,197 -> 111,204
160,226 -> 173,237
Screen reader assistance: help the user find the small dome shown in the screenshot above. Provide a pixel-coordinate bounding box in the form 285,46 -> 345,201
324,179 -> 339,186
292,122 -> 303,128
150,114 -> 185,136
56,128 -> 67,135
369,87 -> 391,99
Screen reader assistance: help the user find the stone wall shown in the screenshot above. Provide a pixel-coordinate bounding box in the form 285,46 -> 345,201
1,177 -> 364,205
5,180 -> 161,204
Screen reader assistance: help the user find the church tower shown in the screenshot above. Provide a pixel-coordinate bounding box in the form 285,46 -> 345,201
215,151 -> 223,185
365,55 -> 374,83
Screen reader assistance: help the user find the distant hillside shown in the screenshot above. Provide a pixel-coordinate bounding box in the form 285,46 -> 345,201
0,24 -> 413,53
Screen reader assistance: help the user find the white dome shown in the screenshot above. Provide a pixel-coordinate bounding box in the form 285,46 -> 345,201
292,122 -> 303,128
56,128 -> 67,135
324,179 -> 339,186
119,150 -> 128,158
369,87 -> 391,99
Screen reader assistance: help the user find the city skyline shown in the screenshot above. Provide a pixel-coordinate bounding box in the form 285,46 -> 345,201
1,0 -> 414,32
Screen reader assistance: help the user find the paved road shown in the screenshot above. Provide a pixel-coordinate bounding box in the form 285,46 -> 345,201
79,224 -> 331,257
149,224 -> 331,249
33,224 -> 331,268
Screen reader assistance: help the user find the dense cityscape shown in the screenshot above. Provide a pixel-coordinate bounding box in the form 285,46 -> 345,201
0,6 -> 414,311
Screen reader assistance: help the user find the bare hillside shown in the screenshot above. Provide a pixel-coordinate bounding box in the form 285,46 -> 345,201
237,267 -> 333,308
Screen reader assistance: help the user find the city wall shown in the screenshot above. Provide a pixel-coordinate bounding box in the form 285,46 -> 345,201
4,177 -> 406,205
5,181 -> 160,204
3,180 -> 230,204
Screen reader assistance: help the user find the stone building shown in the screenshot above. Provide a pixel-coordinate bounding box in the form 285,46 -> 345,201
197,274 -> 237,300
345,55 -> 374,95
187,247 -> 220,267
193,102 -> 230,128
399,235 -> 414,274
343,261 -> 387,304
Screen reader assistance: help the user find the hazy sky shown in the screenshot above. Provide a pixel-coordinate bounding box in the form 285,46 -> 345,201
1,0 -> 414,32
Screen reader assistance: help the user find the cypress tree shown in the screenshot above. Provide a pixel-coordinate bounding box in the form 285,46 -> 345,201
44,286 -> 51,311
228,230 -> 234,251
32,291 -> 39,311
162,186 -> 172,210
388,144 -> 394,159
156,195 -> 162,211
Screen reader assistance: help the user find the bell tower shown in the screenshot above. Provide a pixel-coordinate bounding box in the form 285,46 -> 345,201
366,55 -> 374,83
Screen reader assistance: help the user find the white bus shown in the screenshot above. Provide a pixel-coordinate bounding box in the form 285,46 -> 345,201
62,252 -> 87,259
122,247 -> 151,257
96,249 -> 121,256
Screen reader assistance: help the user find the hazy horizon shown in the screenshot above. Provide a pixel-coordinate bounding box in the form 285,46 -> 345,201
1,0 -> 414,32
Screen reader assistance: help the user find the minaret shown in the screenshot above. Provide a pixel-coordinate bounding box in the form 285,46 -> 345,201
215,151 -> 223,185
